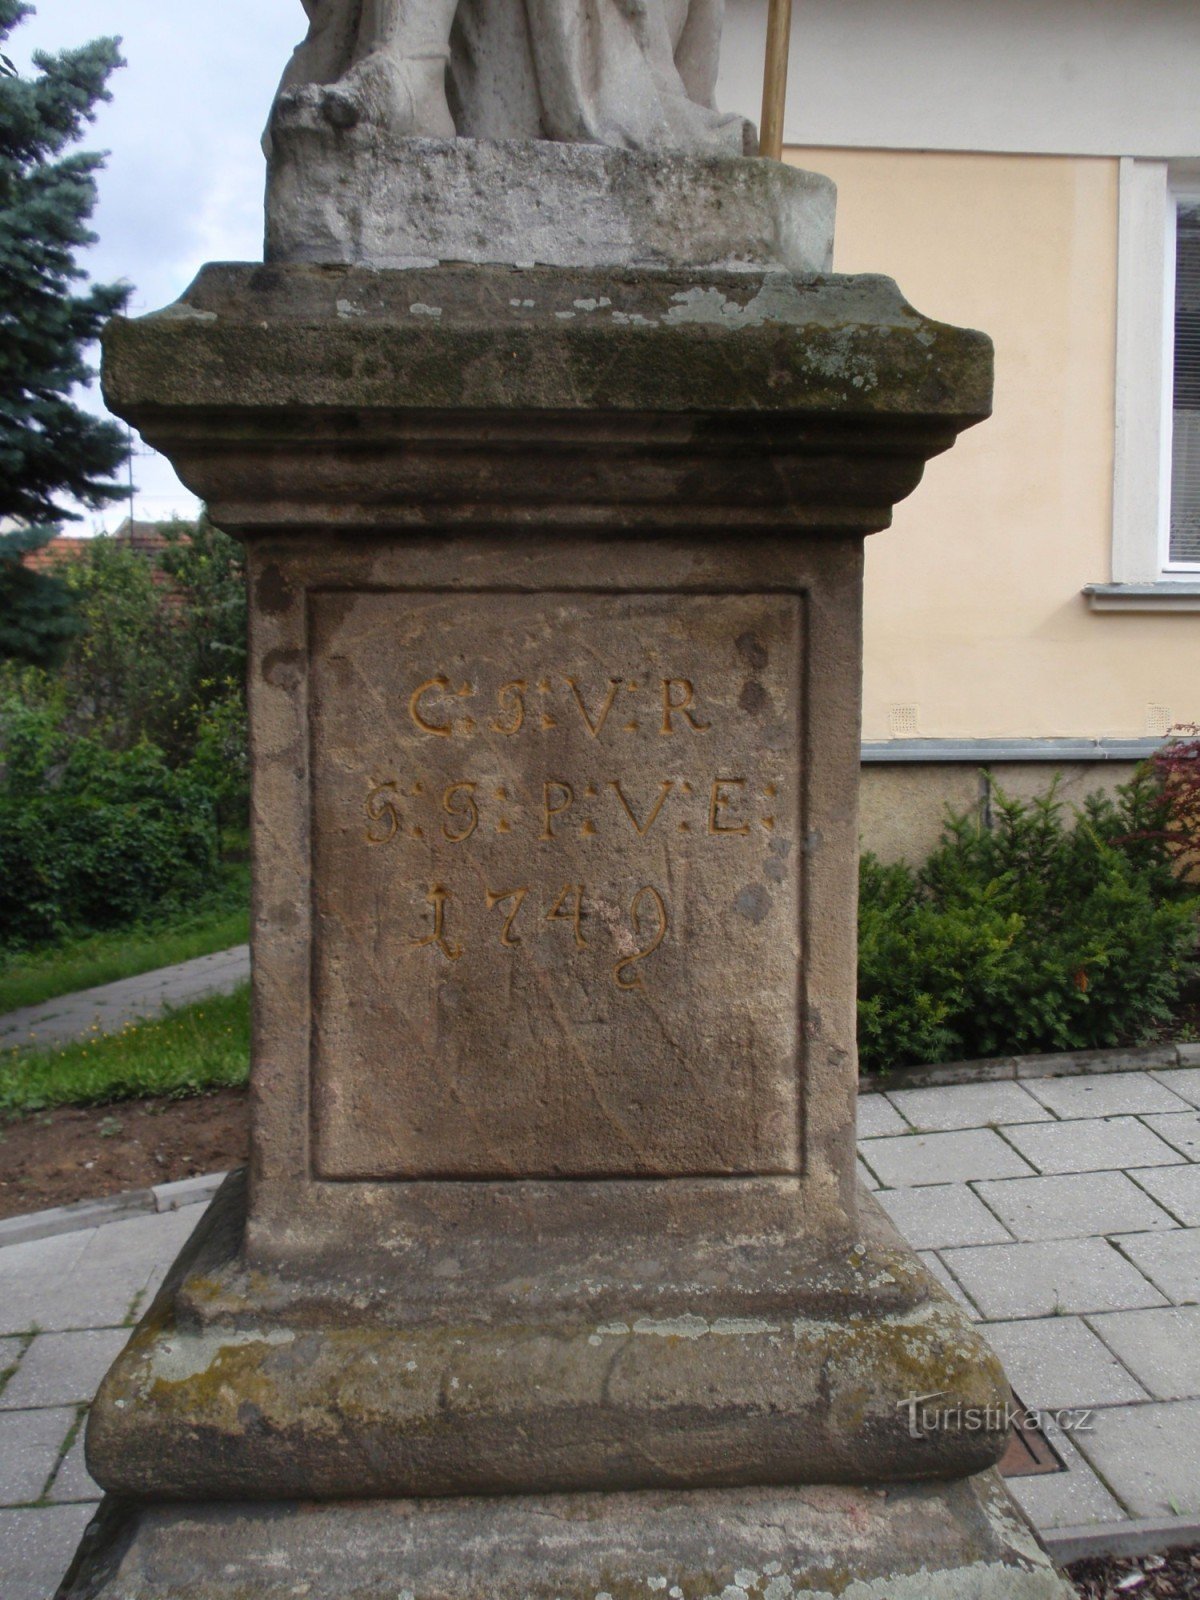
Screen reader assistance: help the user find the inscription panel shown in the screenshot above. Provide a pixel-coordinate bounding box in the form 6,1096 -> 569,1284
309,590 -> 803,1179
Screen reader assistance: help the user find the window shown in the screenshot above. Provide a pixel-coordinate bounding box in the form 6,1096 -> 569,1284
1090,160 -> 1200,608
1168,198 -> 1200,569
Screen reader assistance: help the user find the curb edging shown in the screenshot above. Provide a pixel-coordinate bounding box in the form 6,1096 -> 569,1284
0,1171 -> 230,1248
1043,1515 -> 1200,1567
860,1040 -> 1200,1094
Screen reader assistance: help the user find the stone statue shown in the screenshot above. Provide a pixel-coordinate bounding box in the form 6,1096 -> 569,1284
270,0 -> 750,156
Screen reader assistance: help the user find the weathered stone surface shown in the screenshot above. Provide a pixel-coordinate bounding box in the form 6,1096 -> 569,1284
77,259 -> 1038,1598
101,264 -> 992,536
86,1176 -> 1011,1501
59,1473 -> 1074,1600
227,527 -> 867,1261
310,588 -> 802,1180
266,132 -> 830,272
268,0 -> 746,155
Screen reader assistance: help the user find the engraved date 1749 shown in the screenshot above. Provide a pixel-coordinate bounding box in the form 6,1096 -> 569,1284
410,881 -> 669,990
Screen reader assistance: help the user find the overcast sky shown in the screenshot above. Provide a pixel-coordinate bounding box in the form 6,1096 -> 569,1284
15,0 -> 303,529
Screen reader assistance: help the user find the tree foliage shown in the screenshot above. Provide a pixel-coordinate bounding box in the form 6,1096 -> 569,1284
0,516 -> 249,949
0,523 -> 79,665
61,517 -> 247,781
0,0 -> 130,529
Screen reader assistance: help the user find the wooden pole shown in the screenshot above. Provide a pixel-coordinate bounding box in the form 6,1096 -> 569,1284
759,0 -> 793,161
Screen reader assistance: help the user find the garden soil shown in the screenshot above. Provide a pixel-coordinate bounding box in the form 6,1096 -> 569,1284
0,1088 -> 249,1219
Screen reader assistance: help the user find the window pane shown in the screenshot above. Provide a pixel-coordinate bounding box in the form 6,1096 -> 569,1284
1170,202 -> 1200,564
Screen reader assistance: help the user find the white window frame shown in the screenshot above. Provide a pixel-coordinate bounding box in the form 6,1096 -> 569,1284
1091,159 -> 1200,608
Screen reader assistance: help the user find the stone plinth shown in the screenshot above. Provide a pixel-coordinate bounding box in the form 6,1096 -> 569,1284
265,119 -> 834,273
61,260 -> 1073,1598
62,1475 -> 1067,1600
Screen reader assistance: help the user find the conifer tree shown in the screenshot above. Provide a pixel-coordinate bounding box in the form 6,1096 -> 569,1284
0,0 -> 129,665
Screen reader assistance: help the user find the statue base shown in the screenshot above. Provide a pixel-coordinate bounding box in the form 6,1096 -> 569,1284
73,258 -> 1076,1597
264,111 -> 835,273
60,1474 -> 1073,1599
85,1174 -> 1012,1500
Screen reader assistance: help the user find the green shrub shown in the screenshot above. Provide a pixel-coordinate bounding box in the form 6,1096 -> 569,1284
0,698 -> 218,946
858,776 -> 1199,1073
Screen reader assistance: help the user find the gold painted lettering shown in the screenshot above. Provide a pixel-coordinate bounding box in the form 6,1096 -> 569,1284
566,677 -> 622,739
608,779 -> 674,837
546,884 -> 587,948
661,679 -> 710,735
491,680 -> 527,736
540,780 -> 574,840
409,885 -> 462,962
364,781 -> 400,845
709,778 -> 750,836
615,887 -> 669,990
409,676 -> 453,737
441,782 -> 479,843
486,886 -> 529,946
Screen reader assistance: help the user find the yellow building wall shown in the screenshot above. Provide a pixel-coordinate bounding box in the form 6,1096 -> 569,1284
786,148 -> 1199,744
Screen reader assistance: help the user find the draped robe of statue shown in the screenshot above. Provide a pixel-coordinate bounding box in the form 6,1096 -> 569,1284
272,0 -> 749,156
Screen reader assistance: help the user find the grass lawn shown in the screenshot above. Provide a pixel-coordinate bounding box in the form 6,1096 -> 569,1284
0,862 -> 251,1017
0,983 -> 251,1116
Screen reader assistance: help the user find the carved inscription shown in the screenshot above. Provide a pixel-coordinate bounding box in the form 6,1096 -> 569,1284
309,590 -> 803,1180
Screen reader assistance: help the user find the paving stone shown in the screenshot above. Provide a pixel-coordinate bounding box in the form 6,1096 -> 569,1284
3,1260 -> 145,1336
854,1096 -> 909,1138
884,1080 -> 1051,1133
998,1116 -> 1184,1176
856,1128 -> 1034,1189
1150,1067 -> 1200,1109
0,1335 -> 26,1384
1022,1071 -> 1194,1120
0,1232 -> 95,1336
1139,1111 -> 1200,1162
0,1328 -> 130,1411
855,1156 -> 879,1192
75,1205 -> 199,1271
1128,1163 -> 1200,1225
1088,1306 -> 1200,1400
44,1423 -> 101,1505
972,1171 -> 1179,1242
0,1407 -> 76,1504
0,1504 -> 95,1600
980,1317 -> 1147,1409
917,1251 -> 982,1316
875,1184 -> 1013,1250
1114,1227 -> 1200,1303
50,1207 -> 202,1331
0,1209 -> 199,1337
940,1238 -> 1166,1320
1004,1415 -> 1126,1532
1073,1398 -> 1200,1517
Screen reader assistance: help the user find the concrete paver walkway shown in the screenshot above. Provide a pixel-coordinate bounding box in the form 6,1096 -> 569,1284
0,946 -> 250,1054
860,1066 -> 1200,1550
2,1065 -> 1199,1596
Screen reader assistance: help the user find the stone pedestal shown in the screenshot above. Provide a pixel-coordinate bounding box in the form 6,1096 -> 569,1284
61,261 -> 1073,1598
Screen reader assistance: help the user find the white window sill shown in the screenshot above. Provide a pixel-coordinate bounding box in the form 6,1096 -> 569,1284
1084,582 -> 1200,611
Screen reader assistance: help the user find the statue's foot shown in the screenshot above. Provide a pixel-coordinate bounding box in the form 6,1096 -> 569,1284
319,53 -> 455,140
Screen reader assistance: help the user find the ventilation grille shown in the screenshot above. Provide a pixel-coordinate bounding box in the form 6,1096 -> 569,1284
1147,704 -> 1173,738
888,704 -> 919,738
1170,204 -> 1200,565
